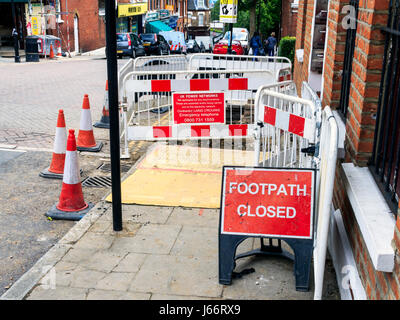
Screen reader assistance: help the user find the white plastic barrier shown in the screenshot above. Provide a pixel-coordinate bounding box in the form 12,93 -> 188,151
121,69 -> 275,142
253,88 -> 318,169
254,85 -> 338,299
313,106 -> 338,300
189,54 -> 292,87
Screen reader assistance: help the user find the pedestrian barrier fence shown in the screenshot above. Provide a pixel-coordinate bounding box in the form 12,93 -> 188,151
250,82 -> 338,298
116,57 -> 338,298
188,53 -> 292,79
120,68 -> 278,143
312,106 -> 338,300
117,54 -> 292,102
253,88 -> 319,170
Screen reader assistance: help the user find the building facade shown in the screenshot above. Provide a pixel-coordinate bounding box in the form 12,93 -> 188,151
187,0 -> 210,38
294,0 -> 400,300
281,0 -> 299,37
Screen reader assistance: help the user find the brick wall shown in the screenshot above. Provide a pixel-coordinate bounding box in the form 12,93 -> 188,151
293,0 -> 315,94
333,163 -> 400,300
321,0 -> 350,110
326,0 -> 400,300
344,0 -> 389,166
281,0 -> 298,38
58,0 -> 134,53
295,0 -> 400,300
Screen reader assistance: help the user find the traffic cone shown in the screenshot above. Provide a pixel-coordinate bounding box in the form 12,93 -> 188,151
46,129 -> 93,221
93,80 -> 110,129
57,46 -> 62,57
77,94 -> 103,152
49,44 -> 55,59
39,109 -> 67,179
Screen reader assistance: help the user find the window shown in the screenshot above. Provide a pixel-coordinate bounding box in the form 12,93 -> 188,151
198,13 -> 204,26
369,1 -> 400,215
197,0 -> 205,8
338,0 -> 359,118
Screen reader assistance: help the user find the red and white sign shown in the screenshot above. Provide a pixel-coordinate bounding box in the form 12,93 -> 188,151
173,92 -> 225,125
220,167 -> 315,239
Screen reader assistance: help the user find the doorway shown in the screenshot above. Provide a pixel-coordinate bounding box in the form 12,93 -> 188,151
74,14 -> 79,53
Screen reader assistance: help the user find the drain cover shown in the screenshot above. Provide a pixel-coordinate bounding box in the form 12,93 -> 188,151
82,176 -> 112,188
98,163 -> 131,173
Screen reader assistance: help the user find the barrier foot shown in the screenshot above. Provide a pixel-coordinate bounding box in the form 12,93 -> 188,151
218,234 -> 247,285
285,238 -> 314,292
235,238 -> 294,261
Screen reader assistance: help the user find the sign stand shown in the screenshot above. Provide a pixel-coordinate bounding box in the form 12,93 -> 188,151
218,234 -> 314,291
218,166 -> 316,292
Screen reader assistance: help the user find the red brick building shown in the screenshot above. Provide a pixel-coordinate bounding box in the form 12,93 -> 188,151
57,0 -> 146,53
281,0 -> 299,37
294,0 -> 400,299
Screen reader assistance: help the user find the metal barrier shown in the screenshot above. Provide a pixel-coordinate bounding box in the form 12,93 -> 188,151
253,89 -> 318,169
188,53 -> 292,82
313,106 -> 338,300
120,69 -> 275,142
251,85 -> 338,297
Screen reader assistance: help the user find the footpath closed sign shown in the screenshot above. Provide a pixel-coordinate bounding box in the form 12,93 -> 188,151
173,92 -> 225,124
220,167 -> 316,239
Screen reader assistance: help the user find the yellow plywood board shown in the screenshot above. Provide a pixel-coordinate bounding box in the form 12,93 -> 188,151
106,144 -> 262,208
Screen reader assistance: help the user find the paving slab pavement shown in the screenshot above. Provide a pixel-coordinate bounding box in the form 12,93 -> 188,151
1,199 -> 340,300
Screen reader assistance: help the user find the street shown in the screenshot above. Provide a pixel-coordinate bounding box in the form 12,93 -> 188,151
0,55 -> 128,296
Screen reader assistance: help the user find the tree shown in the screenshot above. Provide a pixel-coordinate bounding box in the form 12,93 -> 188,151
211,0 -> 281,40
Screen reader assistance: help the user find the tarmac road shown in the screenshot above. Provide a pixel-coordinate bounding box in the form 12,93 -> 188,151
0,148 -> 110,296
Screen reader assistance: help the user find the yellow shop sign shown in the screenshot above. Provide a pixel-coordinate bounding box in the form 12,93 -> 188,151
118,3 -> 148,17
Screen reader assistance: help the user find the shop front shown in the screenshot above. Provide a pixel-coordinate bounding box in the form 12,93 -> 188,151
117,2 -> 147,34
0,0 -> 28,53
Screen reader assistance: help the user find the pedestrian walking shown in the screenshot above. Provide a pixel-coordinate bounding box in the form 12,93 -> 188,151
250,31 -> 262,56
265,32 -> 277,57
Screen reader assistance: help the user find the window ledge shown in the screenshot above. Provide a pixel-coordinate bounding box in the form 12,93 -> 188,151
342,163 -> 395,272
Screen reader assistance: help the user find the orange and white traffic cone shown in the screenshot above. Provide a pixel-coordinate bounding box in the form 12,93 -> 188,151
93,80 -> 110,129
57,46 -> 62,57
39,109 -> 67,179
77,94 -> 103,152
46,129 -> 93,221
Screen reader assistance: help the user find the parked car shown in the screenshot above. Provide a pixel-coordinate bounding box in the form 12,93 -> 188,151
186,39 -> 201,53
212,39 -> 244,55
159,31 -> 187,54
222,28 -> 249,54
195,36 -> 213,52
139,33 -> 170,56
116,33 -> 146,59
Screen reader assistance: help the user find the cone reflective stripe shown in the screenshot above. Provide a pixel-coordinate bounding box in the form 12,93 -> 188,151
57,130 -> 88,212
94,80 -> 110,129
45,129 -> 93,221
77,94 -> 103,152
49,110 -> 67,173
39,109 -> 68,179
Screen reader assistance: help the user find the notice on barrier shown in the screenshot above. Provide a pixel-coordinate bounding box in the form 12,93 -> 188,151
173,92 -> 225,125
220,167 -> 316,239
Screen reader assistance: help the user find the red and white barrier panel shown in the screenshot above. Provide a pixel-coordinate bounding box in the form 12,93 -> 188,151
263,105 -> 315,141
127,124 -> 255,141
170,44 -> 179,51
279,73 -> 292,82
125,77 -> 274,93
